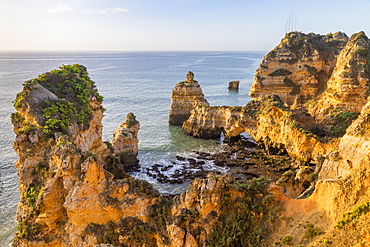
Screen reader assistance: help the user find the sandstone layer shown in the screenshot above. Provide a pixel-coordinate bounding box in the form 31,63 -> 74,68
180,31 -> 370,246
168,71 -> 209,126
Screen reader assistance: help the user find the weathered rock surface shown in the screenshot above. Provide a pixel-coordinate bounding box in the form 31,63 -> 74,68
168,71 -> 209,126
183,95 -> 337,162
249,31 -> 348,106
181,31 -> 370,246
13,30 -> 370,246
310,31 -> 370,120
112,112 -> 140,172
228,80 -> 239,90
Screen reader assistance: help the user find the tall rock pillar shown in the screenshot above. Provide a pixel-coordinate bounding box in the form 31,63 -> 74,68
169,71 -> 209,126
112,113 -> 140,172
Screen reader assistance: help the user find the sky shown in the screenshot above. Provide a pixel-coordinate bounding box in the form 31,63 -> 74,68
1,0 -> 370,51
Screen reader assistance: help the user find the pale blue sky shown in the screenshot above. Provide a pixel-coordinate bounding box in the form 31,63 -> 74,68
1,0 -> 369,51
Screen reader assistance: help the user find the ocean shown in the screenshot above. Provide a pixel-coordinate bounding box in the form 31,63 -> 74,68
0,51 -> 264,245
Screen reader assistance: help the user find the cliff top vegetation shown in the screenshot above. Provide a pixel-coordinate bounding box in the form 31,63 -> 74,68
14,64 -> 103,136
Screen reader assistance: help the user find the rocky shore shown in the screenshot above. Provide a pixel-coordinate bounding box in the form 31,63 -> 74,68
11,31 -> 370,246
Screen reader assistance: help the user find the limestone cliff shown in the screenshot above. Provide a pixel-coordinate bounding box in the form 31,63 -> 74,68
264,95 -> 370,246
309,31 -> 370,120
249,31 -> 348,106
168,71 -> 209,126
11,65 -> 156,246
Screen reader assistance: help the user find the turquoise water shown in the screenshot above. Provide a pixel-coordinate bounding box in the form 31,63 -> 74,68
0,51 -> 264,245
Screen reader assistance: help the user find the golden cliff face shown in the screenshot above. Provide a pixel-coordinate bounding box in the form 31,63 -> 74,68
168,71 -> 209,126
264,95 -> 370,246
11,65 -> 157,246
249,31 -> 348,106
309,32 -> 370,120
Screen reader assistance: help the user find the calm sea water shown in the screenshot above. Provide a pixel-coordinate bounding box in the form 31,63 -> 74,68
0,51 -> 264,245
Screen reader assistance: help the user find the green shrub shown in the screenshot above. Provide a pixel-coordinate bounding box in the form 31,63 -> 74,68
281,235 -> 292,245
304,65 -> 318,76
356,47 -> 369,58
16,220 -> 39,239
13,91 -> 27,109
126,112 -> 138,127
283,78 -> 295,87
329,110 -> 359,137
290,85 -> 301,95
304,223 -> 322,239
23,184 -> 44,213
336,201 -> 370,229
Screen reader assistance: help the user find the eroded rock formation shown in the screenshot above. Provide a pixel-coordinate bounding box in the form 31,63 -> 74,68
228,80 -> 239,90
112,112 -> 140,172
168,71 -> 209,126
309,31 -> 370,120
183,95 -> 336,162
249,31 -> 348,106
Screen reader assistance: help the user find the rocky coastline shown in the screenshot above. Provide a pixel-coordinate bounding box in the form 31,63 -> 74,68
12,31 -> 370,246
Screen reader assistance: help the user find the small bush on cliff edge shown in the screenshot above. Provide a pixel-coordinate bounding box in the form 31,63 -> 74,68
336,201 -> 370,229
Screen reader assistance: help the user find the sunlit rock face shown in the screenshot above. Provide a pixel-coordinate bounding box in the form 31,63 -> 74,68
249,31 -> 348,106
183,95 -> 336,162
168,71 -> 209,126
309,31 -> 370,120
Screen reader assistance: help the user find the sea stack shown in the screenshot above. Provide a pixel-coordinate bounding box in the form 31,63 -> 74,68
228,80 -> 239,90
112,112 -> 140,172
168,71 -> 209,126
